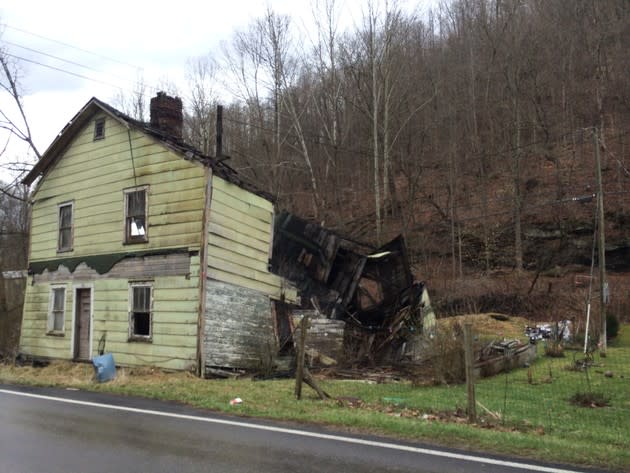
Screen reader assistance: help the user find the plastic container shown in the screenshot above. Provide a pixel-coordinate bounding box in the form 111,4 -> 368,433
92,353 -> 116,383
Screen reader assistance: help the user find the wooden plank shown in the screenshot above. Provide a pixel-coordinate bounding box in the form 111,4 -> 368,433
93,311 -> 198,324
210,200 -> 270,233
19,346 -> 72,359
104,341 -> 196,358
213,176 -> 272,211
208,234 -> 269,263
207,267 -> 280,297
209,211 -> 270,244
211,187 -> 272,223
19,336 -> 70,350
112,354 -> 193,371
104,332 -> 197,348
209,254 -> 285,287
208,222 -> 270,253
207,245 -> 269,273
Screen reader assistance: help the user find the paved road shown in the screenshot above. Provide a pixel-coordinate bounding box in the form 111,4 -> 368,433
0,384 -> 602,473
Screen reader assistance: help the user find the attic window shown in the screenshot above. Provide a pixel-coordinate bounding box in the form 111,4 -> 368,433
124,187 -> 148,244
94,118 -> 105,140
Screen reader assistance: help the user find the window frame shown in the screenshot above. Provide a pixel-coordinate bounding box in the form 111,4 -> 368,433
128,281 -> 153,342
123,186 -> 149,244
93,117 -> 106,140
47,285 -> 67,335
57,201 -> 74,253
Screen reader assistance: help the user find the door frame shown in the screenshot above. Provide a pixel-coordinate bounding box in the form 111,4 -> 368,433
71,284 -> 94,360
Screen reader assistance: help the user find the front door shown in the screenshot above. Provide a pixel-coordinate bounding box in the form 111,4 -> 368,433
74,288 -> 91,360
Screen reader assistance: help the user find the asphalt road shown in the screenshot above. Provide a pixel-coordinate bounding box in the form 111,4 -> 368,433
0,384 -> 603,473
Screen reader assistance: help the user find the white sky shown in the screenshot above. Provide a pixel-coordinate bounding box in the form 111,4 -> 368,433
0,0 -> 435,184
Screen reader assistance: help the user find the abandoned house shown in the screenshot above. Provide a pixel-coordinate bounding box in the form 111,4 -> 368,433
18,93 -> 297,375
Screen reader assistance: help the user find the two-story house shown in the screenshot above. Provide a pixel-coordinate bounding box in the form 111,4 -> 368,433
19,92 -> 296,375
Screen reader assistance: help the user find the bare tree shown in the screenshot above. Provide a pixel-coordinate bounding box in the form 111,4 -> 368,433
185,54 -> 219,155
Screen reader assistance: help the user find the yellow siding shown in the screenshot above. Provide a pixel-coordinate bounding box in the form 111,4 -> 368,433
19,255 -> 201,371
29,113 -> 206,261
208,176 -> 297,302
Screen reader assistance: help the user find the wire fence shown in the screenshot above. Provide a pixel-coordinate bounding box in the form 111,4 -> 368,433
463,324 -> 630,451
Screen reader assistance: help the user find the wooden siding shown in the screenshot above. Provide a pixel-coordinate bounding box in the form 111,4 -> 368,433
19,255 -> 201,371
29,113 -> 206,262
204,280 -> 276,371
207,176 -> 297,302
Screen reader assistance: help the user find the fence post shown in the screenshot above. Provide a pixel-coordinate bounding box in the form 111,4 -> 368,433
463,322 -> 476,423
294,314 -> 309,400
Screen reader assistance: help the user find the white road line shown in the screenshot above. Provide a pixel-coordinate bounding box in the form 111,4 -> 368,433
1,388 -> 583,473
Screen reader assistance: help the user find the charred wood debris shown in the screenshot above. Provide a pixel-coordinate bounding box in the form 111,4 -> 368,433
271,211 -> 436,371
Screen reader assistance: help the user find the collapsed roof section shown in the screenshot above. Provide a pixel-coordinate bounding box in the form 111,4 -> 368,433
271,211 -> 434,335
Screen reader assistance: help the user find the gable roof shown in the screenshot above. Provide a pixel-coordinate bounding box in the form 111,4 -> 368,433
22,97 -> 272,200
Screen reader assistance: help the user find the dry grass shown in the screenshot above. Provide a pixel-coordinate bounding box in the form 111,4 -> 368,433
0,361 -> 195,389
438,313 -> 530,340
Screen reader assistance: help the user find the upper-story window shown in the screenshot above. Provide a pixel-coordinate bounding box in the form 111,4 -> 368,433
124,187 -> 148,244
93,117 -> 105,140
57,202 -> 73,252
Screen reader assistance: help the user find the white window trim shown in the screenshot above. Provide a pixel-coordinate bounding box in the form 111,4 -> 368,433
123,186 -> 149,244
47,284 -> 67,335
128,281 -> 153,342
57,201 -> 74,253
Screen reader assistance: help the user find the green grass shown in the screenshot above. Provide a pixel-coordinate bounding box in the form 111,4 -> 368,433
2,326 -> 629,471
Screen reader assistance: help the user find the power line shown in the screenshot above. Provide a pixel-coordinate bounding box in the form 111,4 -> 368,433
3,52 -> 127,91
3,40 -> 134,84
2,23 -> 140,70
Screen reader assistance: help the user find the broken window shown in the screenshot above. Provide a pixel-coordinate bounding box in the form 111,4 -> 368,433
124,187 -> 148,243
58,202 -> 73,252
93,117 -> 105,140
129,283 -> 152,341
47,286 -> 66,333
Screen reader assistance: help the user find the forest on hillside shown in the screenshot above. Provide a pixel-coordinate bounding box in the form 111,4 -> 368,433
2,0 -> 629,332
176,0 -> 629,272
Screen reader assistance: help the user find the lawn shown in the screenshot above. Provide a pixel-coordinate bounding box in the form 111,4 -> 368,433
1,323 -> 629,471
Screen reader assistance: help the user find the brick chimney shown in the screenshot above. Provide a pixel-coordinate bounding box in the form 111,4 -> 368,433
150,92 -> 183,139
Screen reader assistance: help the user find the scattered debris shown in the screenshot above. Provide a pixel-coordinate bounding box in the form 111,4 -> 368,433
271,211 -> 436,366
475,340 -> 536,378
336,396 -> 364,408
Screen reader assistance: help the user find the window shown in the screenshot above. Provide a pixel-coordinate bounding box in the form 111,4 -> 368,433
93,118 -> 105,140
47,286 -> 66,334
124,187 -> 148,243
129,283 -> 152,341
58,202 -> 73,252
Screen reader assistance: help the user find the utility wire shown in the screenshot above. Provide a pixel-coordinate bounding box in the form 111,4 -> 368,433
4,52 -> 128,91
2,23 -> 140,70
3,40 -> 138,86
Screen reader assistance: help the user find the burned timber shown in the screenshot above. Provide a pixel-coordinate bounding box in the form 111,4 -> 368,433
271,211 -> 436,369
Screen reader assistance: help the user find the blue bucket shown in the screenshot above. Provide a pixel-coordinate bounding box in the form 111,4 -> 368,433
92,353 -> 116,383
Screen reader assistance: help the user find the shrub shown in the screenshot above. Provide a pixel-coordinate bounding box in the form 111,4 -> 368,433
606,314 -> 620,340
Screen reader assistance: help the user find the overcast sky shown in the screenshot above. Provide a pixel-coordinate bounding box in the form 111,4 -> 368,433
0,0 -> 434,184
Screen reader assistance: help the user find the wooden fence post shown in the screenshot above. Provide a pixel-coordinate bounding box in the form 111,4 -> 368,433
294,315 -> 309,400
463,322 -> 477,423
